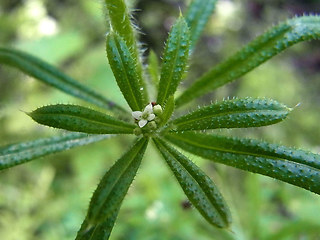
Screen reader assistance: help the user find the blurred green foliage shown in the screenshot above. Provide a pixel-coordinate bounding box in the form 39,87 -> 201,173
1,0 -> 320,239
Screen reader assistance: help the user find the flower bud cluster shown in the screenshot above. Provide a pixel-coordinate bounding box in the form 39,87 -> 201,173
132,102 -> 163,135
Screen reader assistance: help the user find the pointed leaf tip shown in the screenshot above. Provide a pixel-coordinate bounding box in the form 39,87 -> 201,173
157,15 -> 190,105
104,0 -> 149,108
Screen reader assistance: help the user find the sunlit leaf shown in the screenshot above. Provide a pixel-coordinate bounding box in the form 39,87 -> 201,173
28,104 -> 135,134
176,15 -> 320,107
153,138 -> 231,228
0,133 -> 111,170
165,132 -> 320,194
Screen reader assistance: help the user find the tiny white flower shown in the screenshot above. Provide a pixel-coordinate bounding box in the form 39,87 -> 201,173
132,103 -> 156,128
138,119 -> 148,128
144,103 -> 153,115
147,113 -> 155,121
132,111 -> 142,119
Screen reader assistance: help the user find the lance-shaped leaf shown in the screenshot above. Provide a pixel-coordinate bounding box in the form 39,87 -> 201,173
159,95 -> 175,128
0,133 -> 111,170
104,0 -> 147,101
105,0 -> 139,59
157,15 -> 190,105
165,132 -> 320,194
28,104 -> 135,134
0,48 -> 126,114
106,32 -> 148,111
185,0 -> 217,50
170,98 -> 291,131
76,207 -> 120,240
153,138 -> 231,228
76,137 -> 148,239
176,15 -> 320,107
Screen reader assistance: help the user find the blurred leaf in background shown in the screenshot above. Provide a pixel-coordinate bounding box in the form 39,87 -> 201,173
1,0 -> 320,239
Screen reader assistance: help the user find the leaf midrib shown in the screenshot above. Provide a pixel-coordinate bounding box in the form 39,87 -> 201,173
173,108 -> 288,128
159,20 -> 185,103
33,111 -> 134,132
167,134 -> 320,171
156,139 -> 226,224
113,37 -> 141,111
90,139 -> 146,222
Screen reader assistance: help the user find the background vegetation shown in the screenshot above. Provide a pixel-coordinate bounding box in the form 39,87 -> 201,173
1,0 -> 320,239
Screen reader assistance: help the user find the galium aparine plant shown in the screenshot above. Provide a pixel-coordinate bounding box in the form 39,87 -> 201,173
1,0 -> 320,239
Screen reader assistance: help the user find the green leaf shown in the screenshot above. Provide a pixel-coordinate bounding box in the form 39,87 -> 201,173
104,0 -> 139,59
147,50 -> 160,87
104,0 -> 148,102
185,0 -> 217,50
157,15 -> 190,105
76,207 -> 120,240
76,137 -> 148,239
170,98 -> 291,131
153,138 -> 231,228
176,15 -> 320,107
159,95 -> 175,128
0,133 -> 111,170
106,32 -> 148,111
0,48 -> 126,114
164,132 -> 320,194
28,104 -> 135,134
